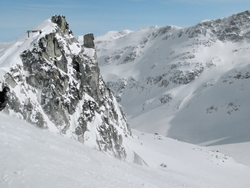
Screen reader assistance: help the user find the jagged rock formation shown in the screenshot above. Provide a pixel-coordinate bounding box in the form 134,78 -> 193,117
84,33 -> 95,48
96,10 -> 250,145
1,15 -> 131,159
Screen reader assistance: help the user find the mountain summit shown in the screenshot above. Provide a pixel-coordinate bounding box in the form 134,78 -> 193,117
96,10 -> 250,145
0,15 -> 132,159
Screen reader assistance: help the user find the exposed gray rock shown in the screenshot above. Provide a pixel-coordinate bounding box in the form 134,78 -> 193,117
4,15 -> 132,160
51,15 -> 72,35
84,33 -> 95,48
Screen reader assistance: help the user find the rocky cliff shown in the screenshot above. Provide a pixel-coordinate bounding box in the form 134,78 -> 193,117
0,15 -> 131,159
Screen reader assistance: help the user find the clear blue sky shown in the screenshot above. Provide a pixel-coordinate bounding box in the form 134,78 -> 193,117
0,0 -> 250,42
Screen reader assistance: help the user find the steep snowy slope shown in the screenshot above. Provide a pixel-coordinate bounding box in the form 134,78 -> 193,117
1,113 -> 250,188
96,11 -> 250,148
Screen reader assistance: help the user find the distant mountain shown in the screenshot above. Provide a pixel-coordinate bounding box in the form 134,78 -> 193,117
95,10 -> 250,145
0,15 -> 132,160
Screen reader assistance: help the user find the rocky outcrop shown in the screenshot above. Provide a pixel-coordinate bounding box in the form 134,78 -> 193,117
3,15 -> 131,160
187,10 -> 250,43
84,33 -> 95,48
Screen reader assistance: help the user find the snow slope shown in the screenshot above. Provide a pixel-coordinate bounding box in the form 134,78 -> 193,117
1,112 -> 250,188
0,19 -> 56,72
95,11 -> 250,164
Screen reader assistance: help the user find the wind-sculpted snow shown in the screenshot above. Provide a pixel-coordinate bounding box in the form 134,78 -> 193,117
0,15 -> 132,160
96,10 -> 250,146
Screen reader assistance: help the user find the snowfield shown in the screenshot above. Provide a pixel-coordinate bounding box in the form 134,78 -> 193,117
1,112 -> 250,188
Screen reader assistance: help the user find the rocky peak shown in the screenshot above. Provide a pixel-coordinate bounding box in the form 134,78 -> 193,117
51,15 -> 72,35
2,15 -> 132,160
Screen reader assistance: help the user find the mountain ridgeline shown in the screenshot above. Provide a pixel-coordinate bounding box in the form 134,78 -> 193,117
96,10 -> 250,145
1,15 -> 132,159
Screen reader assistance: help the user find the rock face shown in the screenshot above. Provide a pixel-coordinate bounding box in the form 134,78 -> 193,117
84,33 -> 95,48
2,15 -> 131,159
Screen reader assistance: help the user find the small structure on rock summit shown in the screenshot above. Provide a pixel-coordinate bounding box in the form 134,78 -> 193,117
27,30 -> 42,38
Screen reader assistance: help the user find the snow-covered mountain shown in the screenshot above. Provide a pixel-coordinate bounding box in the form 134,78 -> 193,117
1,12 -> 250,188
96,10 -> 250,147
0,15 -> 132,160
2,112 -> 250,188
